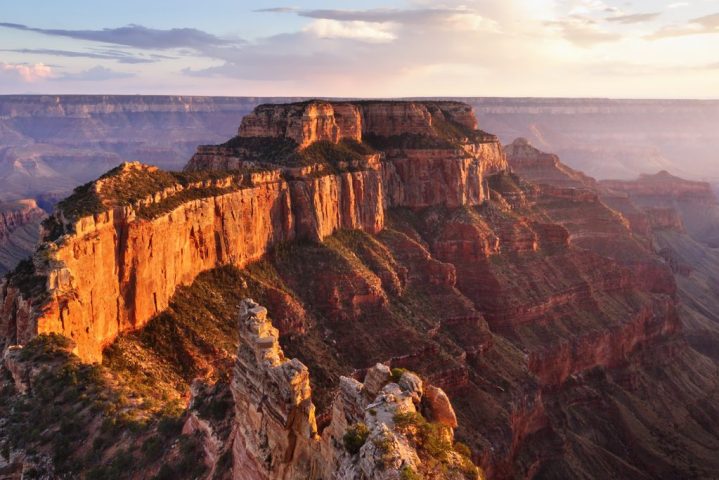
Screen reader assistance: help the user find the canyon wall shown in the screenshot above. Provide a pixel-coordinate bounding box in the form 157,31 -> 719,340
228,298 -> 479,480
2,101 -> 715,480
1,162 -> 385,361
1,101 -> 507,362
1,96 -> 716,206
0,200 -> 45,275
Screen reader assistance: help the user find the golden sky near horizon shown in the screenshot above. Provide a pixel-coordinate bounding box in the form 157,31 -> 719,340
0,0 -> 717,98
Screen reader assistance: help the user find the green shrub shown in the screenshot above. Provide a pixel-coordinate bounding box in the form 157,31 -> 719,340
393,411 -> 453,461
390,368 -> 407,383
400,465 -> 422,480
343,422 -> 370,455
454,441 -> 472,459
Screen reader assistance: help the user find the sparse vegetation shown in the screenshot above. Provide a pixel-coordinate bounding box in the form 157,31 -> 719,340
364,133 -> 459,151
5,258 -> 48,302
400,465 -> 422,480
394,411 -> 479,479
0,334 -> 203,479
390,367 -> 408,383
343,422 -> 370,455
293,139 -> 375,169
53,163 -> 250,222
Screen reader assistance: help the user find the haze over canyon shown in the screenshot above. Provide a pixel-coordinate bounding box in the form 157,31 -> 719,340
0,99 -> 718,479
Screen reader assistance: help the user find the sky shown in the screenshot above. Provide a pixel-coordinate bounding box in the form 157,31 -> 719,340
0,0 -> 718,98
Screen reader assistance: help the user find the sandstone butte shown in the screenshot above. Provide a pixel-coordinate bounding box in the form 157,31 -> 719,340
2,101 -> 719,479
0,100 -> 506,362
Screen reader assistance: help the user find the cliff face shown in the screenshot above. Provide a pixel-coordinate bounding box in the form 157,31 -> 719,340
600,171 -> 719,245
504,138 -> 595,189
596,170 -> 719,363
228,298 -> 479,480
4,101 -> 718,480
0,200 -> 45,275
601,171 -> 716,201
238,102 -> 362,147
1,101 -> 506,362
1,162 -> 385,361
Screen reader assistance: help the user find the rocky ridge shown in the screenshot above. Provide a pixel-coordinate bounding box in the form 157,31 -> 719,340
221,298 -> 479,480
1,102 -> 718,479
0,100 -> 506,362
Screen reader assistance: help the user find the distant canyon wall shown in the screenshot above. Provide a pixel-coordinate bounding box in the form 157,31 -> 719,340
0,200 -> 45,276
1,96 -> 717,204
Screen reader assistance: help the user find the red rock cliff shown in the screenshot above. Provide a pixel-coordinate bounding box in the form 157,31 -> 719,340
1,101 -> 507,362
0,161 -> 384,361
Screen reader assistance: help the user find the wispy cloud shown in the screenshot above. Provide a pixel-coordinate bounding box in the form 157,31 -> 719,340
303,20 -> 398,43
254,7 -> 298,13
0,23 -> 235,49
648,12 -> 719,39
0,48 -> 165,64
259,6 -> 496,28
546,16 -> 622,47
606,12 -> 662,24
56,65 -> 134,81
0,62 -> 53,82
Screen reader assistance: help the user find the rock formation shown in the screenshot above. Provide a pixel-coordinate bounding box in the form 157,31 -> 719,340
0,100 -> 506,362
2,101 -> 719,480
229,298 -> 479,480
0,200 -> 45,275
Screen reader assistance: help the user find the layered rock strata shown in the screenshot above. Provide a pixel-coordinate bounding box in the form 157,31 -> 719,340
0,101 -> 506,362
0,200 -> 45,275
230,298 -> 479,480
0,102 -> 705,479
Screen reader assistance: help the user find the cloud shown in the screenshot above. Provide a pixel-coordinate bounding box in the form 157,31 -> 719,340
261,6 -> 490,26
254,7 -> 298,13
568,0 -> 614,16
695,13 -> 719,29
606,12 -> 661,24
303,19 -> 397,43
181,2 -> 543,90
648,12 -> 719,39
0,62 -> 53,82
547,16 -> 622,46
0,22 -> 234,49
56,65 -> 134,81
0,48 -> 164,64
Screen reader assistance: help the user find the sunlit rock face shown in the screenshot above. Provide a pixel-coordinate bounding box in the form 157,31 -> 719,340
4,101 -> 719,480
1,101 -> 507,362
229,298 -> 480,480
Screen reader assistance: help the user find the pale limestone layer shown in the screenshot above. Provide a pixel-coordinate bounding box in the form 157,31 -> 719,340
239,102 -> 362,148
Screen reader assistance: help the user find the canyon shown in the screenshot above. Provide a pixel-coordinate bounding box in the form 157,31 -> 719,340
1,96 -> 716,204
1,95 -> 716,278
0,199 -> 45,276
1,100 -> 719,479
